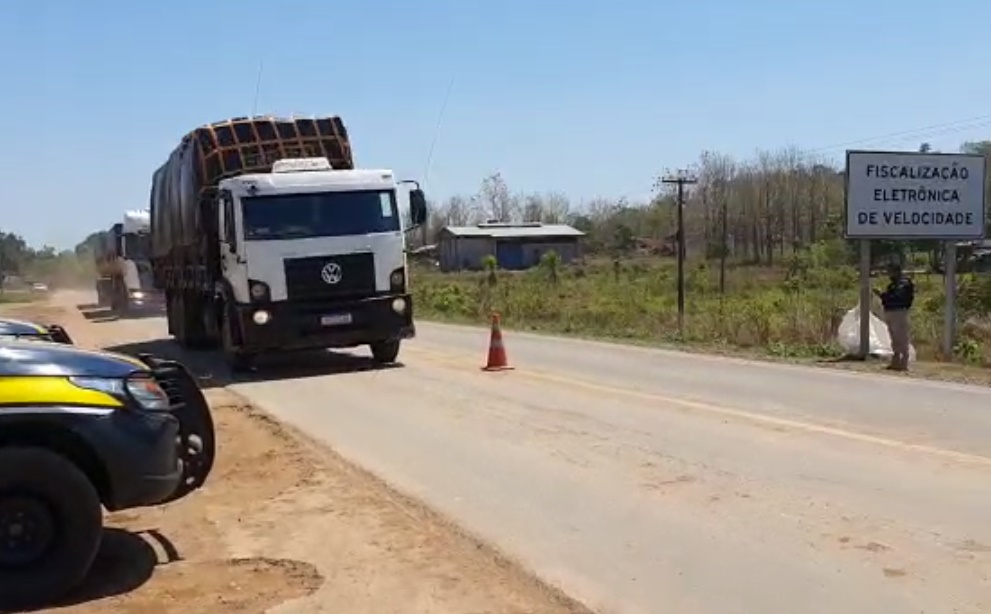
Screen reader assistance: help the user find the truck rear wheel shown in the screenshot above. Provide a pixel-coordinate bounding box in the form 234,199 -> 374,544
95,279 -> 111,307
0,447 -> 103,609
370,340 -> 401,364
165,292 -> 177,336
178,292 -> 210,349
197,300 -> 221,350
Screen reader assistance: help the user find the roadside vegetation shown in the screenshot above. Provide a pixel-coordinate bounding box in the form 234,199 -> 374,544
411,140 -> 991,367
413,252 -> 991,366
1,231 -> 95,291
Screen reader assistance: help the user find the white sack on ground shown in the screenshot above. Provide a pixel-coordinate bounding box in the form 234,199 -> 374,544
836,301 -> 916,362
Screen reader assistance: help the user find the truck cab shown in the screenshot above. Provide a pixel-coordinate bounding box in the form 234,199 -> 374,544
210,157 -> 427,368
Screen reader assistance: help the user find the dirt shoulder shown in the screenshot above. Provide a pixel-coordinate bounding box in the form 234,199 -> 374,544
2,296 -> 591,614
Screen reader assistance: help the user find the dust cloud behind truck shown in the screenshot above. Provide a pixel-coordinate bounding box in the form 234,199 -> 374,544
150,115 -> 427,370
94,210 -> 161,313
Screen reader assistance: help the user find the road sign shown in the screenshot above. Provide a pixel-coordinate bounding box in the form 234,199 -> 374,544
844,150 -> 987,240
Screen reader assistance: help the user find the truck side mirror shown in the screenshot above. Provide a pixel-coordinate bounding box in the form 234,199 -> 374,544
409,189 -> 427,227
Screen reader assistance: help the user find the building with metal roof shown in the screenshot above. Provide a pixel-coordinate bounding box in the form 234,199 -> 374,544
438,222 -> 585,272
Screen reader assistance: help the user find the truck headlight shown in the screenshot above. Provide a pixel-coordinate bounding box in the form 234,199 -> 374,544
252,310 -> 271,325
129,291 -> 145,299
390,268 -> 406,292
391,298 -> 407,314
69,375 -> 171,411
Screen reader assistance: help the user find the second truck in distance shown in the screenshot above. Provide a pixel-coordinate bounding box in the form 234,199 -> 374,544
94,210 -> 162,314
149,115 -> 426,370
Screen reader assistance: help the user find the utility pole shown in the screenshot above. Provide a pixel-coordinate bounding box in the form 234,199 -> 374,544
662,170 -> 698,336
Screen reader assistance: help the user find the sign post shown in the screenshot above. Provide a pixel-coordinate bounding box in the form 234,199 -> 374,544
844,150 -> 986,360
858,240 -> 871,358
943,242 -> 958,357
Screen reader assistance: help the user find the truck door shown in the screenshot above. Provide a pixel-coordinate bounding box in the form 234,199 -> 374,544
218,190 -> 245,299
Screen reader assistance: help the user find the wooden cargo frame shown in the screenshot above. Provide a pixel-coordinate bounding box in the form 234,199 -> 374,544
190,115 -> 353,188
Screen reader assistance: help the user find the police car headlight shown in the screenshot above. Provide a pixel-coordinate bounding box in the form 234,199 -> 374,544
70,375 -> 171,411
125,375 -> 171,411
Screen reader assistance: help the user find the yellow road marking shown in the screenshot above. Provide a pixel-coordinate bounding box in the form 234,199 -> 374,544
405,345 -> 991,468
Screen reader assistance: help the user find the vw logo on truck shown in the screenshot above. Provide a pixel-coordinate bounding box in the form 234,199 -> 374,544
320,262 -> 342,285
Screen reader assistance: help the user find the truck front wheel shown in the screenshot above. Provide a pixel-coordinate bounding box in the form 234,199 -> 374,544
370,340 -> 401,365
221,308 -> 254,373
0,447 -> 103,609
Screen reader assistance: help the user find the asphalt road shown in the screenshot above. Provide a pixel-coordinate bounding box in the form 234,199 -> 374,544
85,302 -> 991,614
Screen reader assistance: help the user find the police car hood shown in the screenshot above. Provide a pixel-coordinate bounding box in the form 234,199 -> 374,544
0,339 -> 148,377
0,317 -> 49,336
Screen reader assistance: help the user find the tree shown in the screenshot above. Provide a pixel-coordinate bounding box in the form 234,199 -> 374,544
478,173 -> 518,222
418,134 -> 991,270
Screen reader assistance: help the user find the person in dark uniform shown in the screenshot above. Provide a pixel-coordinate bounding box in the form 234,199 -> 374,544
875,262 -> 915,371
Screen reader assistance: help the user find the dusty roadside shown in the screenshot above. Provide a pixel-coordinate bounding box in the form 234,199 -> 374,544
1,295 -> 592,614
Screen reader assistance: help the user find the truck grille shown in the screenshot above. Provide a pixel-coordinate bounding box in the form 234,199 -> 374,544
284,253 -> 376,301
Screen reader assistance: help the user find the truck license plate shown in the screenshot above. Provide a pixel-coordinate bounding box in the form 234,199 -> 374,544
320,313 -> 353,326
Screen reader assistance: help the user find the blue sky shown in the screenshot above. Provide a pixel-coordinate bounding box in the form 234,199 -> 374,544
2,0 -> 991,249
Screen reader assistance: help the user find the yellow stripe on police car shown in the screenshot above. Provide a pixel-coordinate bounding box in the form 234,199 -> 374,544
0,376 -> 123,408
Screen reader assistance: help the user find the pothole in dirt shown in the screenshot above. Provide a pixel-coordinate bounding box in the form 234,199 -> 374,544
151,557 -> 324,608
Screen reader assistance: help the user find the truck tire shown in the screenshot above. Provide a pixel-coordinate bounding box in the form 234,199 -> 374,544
182,292 -> 211,349
165,292 -> 177,336
0,447 -> 103,609
197,300 -> 221,350
370,340 -> 401,364
95,279 -> 110,307
221,308 -> 254,372
114,285 -> 130,317
172,292 -> 188,346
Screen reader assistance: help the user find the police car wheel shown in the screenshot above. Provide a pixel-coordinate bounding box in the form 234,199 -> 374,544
0,447 -> 103,609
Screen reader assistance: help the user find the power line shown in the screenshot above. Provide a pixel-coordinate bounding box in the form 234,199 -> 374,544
423,74 -> 456,190
800,113 -> 991,158
250,60 -> 264,117
638,113 -> 991,200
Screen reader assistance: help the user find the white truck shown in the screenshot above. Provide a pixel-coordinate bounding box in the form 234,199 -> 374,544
94,210 -> 162,313
150,116 -> 426,370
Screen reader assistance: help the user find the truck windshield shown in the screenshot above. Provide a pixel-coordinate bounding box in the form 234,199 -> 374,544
241,190 -> 400,241
123,233 -> 151,259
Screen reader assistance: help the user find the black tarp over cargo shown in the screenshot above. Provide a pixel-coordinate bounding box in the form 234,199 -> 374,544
149,116 -> 353,290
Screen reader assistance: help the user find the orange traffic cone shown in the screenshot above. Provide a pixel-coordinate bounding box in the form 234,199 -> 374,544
482,312 -> 513,371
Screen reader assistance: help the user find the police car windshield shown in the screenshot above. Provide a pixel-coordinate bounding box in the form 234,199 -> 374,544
241,190 -> 400,241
